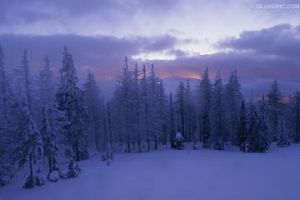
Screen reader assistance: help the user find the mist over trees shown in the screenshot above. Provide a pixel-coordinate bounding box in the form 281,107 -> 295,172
0,46 -> 299,187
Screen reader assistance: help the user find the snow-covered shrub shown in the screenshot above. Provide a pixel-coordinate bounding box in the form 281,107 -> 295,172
173,132 -> 184,150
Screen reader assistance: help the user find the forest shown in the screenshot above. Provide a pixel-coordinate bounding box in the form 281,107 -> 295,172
0,45 -> 300,188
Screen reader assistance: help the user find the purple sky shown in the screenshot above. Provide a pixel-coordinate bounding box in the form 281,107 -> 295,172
1,0 -> 300,97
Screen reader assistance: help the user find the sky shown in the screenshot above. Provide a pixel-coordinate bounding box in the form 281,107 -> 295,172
1,0 -> 300,97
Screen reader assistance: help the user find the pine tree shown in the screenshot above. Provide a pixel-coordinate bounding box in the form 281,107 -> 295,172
120,57 -> 134,152
56,47 -> 88,162
20,50 -> 33,112
9,50 -> 44,188
22,99 -> 45,188
157,79 -> 167,145
211,72 -> 226,150
148,64 -> 164,149
110,57 -> 135,152
141,65 -> 150,151
225,70 -> 242,145
175,81 -> 186,139
40,108 -> 60,182
247,105 -> 269,153
289,92 -> 300,143
169,92 -> 176,148
38,55 -> 66,181
199,68 -> 212,148
102,103 -> 114,165
83,70 -> 103,150
267,80 -> 283,142
277,118 -> 290,147
185,79 -> 196,144
132,64 -> 142,151
0,45 -> 15,186
238,101 -> 247,152
38,56 -> 55,112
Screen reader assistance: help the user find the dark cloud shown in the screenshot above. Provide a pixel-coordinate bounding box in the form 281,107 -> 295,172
147,24 -> 300,95
151,50 -> 300,82
152,51 -> 300,96
218,24 -> 300,58
0,33 -> 181,80
0,0 -> 178,28
1,23 -> 300,97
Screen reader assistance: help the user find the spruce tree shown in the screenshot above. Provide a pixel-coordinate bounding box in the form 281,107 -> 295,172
56,47 -> 88,162
83,70 -> 103,150
175,81 -> 186,139
238,101 -> 247,152
225,70 -> 242,145
169,92 -> 176,148
211,72 -> 226,150
22,98 -> 45,188
199,68 -> 211,148
267,80 -> 283,142
40,108 -> 60,182
277,118 -> 290,147
289,92 -> 300,143
247,105 -> 269,152
0,45 -> 15,186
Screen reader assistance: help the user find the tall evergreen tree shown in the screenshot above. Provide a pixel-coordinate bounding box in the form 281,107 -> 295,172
40,108 -> 60,182
38,55 -> 63,181
267,80 -> 283,142
0,45 -> 15,186
175,81 -> 186,139
199,68 -> 212,148
238,101 -> 247,152
141,65 -> 150,151
225,70 -> 242,145
56,47 -> 88,162
22,99 -> 45,188
132,64 -> 142,151
169,92 -> 176,147
148,64 -> 164,149
10,50 -> 45,188
211,72 -> 226,150
38,56 -> 54,108
83,70 -> 104,150
185,79 -> 196,144
157,79 -> 167,145
247,104 -> 269,152
290,92 -> 300,143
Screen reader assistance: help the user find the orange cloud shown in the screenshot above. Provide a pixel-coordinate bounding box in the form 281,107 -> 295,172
157,68 -> 202,80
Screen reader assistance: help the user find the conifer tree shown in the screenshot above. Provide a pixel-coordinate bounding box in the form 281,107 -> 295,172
238,101 -> 247,152
56,47 -> 88,162
40,108 -> 60,182
267,80 -> 283,142
211,72 -> 226,150
83,70 -> 103,150
22,99 -> 45,188
199,68 -> 211,148
225,70 -> 242,145
247,105 -> 269,152
289,92 -> 300,143
0,45 -> 15,186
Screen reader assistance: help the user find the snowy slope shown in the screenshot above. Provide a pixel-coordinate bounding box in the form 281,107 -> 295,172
1,145 -> 300,200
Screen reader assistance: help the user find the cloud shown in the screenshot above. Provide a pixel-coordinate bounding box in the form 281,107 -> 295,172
0,0 -> 179,35
151,50 -> 299,81
0,33 -> 183,80
1,23 -> 300,96
142,24 -> 300,95
218,24 -> 300,58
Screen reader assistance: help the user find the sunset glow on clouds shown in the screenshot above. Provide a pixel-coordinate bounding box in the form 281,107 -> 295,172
1,0 -> 300,95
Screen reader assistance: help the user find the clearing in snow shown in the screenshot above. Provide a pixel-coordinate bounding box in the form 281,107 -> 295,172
1,145 -> 300,200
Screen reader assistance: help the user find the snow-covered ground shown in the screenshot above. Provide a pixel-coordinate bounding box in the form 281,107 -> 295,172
1,145 -> 300,200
